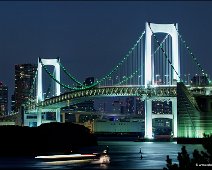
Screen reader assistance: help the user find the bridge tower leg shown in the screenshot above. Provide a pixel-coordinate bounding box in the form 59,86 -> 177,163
56,108 -> 61,123
144,22 -> 180,88
37,108 -> 42,126
145,99 -> 153,139
36,57 -> 61,126
172,97 -> 177,138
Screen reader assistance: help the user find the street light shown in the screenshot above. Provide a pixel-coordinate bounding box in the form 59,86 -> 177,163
109,77 -> 113,86
184,74 -> 190,85
116,76 -> 119,84
96,78 -> 100,87
138,75 -> 142,85
195,74 -> 200,86
164,75 -> 169,85
184,74 -> 187,85
123,76 -> 127,85
188,74 -> 190,85
155,74 -> 160,85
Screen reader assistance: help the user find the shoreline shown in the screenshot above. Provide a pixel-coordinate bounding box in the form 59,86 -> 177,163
95,135 -> 207,144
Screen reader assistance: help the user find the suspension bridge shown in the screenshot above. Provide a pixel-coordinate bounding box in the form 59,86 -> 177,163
20,22 -> 211,139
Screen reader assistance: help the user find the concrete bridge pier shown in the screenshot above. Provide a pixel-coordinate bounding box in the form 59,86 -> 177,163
56,108 -> 61,122
37,108 -> 42,126
145,99 -> 153,139
144,97 -> 177,139
61,112 -> 66,123
75,113 -> 80,123
172,97 -> 177,138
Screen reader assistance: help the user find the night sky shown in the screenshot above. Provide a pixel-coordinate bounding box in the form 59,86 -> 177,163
0,1 -> 212,104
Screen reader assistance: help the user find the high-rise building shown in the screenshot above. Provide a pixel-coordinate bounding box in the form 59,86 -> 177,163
152,101 -> 172,114
135,97 -> 145,118
84,77 -> 94,86
68,77 -> 95,112
112,100 -> 121,113
191,75 -> 209,86
125,97 -> 134,114
14,64 -> 37,112
120,101 -> 126,114
11,94 -> 15,113
0,82 -> 8,116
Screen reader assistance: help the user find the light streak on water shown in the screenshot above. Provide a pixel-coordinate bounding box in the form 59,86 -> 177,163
0,141 -> 205,169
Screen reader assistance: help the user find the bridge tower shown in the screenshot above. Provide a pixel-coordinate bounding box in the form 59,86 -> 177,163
36,57 -> 61,126
144,22 -> 179,139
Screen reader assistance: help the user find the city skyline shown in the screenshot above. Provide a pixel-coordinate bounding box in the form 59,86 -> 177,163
0,1 -> 212,104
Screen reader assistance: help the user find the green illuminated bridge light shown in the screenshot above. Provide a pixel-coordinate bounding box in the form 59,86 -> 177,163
25,85 -> 212,112
26,85 -> 179,111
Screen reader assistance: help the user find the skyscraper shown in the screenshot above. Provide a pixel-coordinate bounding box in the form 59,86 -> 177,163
14,64 -> 37,112
191,75 -> 209,86
112,100 -> 121,113
125,97 -> 134,114
77,77 -> 95,111
84,77 -> 94,86
0,82 -> 8,116
135,97 -> 145,118
11,94 -> 15,113
68,77 -> 95,112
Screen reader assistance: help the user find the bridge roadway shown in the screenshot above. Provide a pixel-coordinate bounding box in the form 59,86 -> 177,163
25,84 -> 212,113
25,85 -> 177,112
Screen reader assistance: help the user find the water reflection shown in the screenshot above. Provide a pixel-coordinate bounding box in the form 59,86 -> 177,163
0,141 -> 205,169
98,141 -> 204,169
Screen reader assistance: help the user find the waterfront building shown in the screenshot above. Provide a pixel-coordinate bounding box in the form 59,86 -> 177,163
0,112 -> 21,126
0,82 -> 8,116
13,64 -> 37,112
91,118 -> 144,135
152,118 -> 172,136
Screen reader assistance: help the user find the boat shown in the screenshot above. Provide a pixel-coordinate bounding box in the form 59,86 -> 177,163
35,153 -> 98,161
35,149 -> 110,164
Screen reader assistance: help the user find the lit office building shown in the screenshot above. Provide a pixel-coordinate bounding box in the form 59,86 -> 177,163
0,82 -> 8,116
68,77 -> 95,112
191,75 -> 209,86
152,101 -> 172,114
83,77 -> 94,86
11,94 -> 15,113
14,64 -> 37,112
125,97 -> 134,114
135,97 -> 145,117
112,100 -> 121,113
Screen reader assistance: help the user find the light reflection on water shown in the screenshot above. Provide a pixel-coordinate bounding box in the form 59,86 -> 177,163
0,141 -> 205,169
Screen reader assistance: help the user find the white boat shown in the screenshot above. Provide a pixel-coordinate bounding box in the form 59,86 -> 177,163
35,150 -> 110,164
